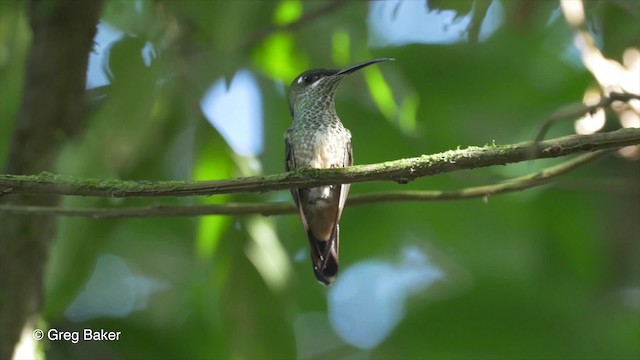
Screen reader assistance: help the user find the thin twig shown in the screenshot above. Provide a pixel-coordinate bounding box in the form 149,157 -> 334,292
242,0 -> 348,50
533,92 -> 640,143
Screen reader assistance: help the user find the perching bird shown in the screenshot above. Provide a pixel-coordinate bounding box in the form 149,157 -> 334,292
285,58 -> 394,285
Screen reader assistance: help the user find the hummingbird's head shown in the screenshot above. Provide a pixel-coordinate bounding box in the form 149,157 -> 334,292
287,58 -> 394,119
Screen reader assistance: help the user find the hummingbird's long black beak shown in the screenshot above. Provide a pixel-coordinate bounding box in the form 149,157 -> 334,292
334,58 -> 394,76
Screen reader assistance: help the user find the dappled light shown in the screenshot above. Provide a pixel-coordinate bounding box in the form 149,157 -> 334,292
200,71 -> 264,157
65,255 -> 169,322
368,0 -> 504,45
574,88 -> 605,134
87,23 -> 123,89
246,217 -> 292,292
0,0 -> 638,359
561,0 -> 639,159
328,246 -> 444,349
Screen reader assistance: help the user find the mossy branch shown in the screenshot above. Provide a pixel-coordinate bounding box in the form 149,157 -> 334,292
0,128 -> 639,200
0,150 -> 616,218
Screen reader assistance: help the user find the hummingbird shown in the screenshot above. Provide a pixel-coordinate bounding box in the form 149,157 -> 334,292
285,58 -> 393,285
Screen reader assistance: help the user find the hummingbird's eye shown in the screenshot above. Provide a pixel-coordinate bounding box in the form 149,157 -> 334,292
301,75 -> 313,84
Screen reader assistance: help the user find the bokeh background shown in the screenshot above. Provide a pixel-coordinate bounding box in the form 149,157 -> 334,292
1,0 -> 639,359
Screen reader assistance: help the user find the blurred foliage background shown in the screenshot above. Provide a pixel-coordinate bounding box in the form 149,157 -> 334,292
1,0 -> 639,359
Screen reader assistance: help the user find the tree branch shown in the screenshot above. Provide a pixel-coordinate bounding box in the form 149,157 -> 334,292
0,128 -> 638,199
534,92 -> 640,142
241,0 -> 348,50
0,150 -> 615,218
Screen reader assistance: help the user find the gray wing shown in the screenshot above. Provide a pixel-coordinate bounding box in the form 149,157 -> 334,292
284,129 -> 295,173
336,140 -> 352,219
285,133 -> 307,227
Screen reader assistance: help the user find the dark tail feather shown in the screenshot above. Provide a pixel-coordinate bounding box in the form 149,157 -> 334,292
307,225 -> 339,286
